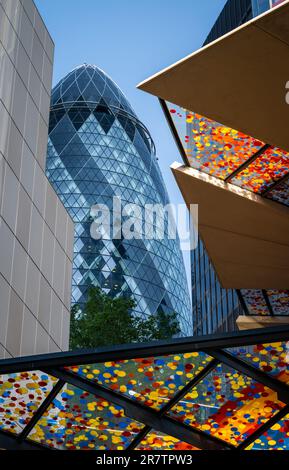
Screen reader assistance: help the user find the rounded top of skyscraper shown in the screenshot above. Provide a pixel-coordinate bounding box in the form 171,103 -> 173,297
51,64 -> 137,118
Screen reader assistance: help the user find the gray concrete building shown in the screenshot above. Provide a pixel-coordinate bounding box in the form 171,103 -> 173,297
0,0 -> 73,358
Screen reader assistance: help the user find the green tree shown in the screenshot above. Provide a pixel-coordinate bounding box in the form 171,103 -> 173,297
70,287 -> 181,350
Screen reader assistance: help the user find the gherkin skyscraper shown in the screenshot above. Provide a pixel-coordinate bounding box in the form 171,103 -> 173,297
46,64 -> 192,334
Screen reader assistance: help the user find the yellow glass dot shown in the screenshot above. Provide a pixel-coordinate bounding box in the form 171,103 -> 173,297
268,440 -> 276,446
116,371 -> 126,378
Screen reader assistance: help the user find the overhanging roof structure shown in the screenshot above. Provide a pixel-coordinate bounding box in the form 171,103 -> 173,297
137,2 -> 289,294
1,327 -> 289,450
138,0 -> 289,153
172,163 -> 289,289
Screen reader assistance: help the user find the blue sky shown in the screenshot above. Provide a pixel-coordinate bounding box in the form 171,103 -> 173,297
35,0 -> 226,288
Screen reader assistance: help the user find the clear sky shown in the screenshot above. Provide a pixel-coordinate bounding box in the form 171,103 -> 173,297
35,0 -> 226,290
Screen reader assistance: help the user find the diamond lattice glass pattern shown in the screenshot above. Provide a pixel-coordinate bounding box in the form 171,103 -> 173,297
47,66 -> 191,334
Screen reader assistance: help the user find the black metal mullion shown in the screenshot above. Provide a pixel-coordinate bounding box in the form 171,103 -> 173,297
1,326 -> 289,374
208,349 -> 289,404
236,289 -> 250,316
238,404 -> 289,450
127,358 -> 219,451
44,367 -> 232,451
0,429 -> 50,451
17,379 -> 66,442
225,144 -> 271,183
126,425 -> 151,451
159,98 -> 190,167
159,358 -> 219,415
262,290 -> 274,316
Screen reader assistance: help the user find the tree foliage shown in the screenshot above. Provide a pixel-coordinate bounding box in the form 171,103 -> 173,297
70,287 -> 181,350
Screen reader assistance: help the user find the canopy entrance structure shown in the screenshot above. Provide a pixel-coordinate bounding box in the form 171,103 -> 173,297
1,327 -> 289,450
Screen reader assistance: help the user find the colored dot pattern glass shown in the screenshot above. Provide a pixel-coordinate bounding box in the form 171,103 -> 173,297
227,342 -> 289,385
231,147 -> 289,193
28,384 -> 144,450
246,412 -> 289,450
241,290 -> 269,316
67,352 -> 213,410
168,363 -> 285,446
267,290 -> 289,315
136,430 -> 199,450
166,102 -> 289,198
168,103 -> 264,180
266,178 -> 289,207
0,371 -> 56,434
1,335 -> 289,450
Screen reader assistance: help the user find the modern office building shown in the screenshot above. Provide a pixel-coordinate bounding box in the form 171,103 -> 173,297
0,0 -> 74,358
139,0 -> 289,334
46,64 -> 192,334
203,0 -> 253,46
2,1 -> 289,453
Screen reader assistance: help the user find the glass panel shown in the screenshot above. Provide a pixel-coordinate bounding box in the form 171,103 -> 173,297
246,412 -> 289,450
227,342 -> 289,384
0,371 -> 56,434
252,0 -> 270,16
168,363 -> 284,446
28,384 -> 144,450
272,0 -> 286,7
241,290 -> 269,315
166,102 -> 264,179
266,178 -> 289,207
136,430 -> 199,451
267,290 -> 289,315
67,352 -> 213,410
231,147 -> 289,193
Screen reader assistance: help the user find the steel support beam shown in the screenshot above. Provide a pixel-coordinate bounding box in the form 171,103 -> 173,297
238,404 -> 289,450
1,326 -> 289,375
0,429 -> 47,451
44,367 -> 232,451
17,379 -> 65,442
225,145 -> 270,183
127,358 -> 219,450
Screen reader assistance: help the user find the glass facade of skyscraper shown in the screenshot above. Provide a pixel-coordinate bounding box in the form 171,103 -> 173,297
204,0 -> 253,46
46,65 -> 192,335
191,239 -> 242,336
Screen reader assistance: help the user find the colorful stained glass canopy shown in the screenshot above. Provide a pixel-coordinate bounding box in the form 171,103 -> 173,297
165,102 -> 289,207
1,327 -> 289,450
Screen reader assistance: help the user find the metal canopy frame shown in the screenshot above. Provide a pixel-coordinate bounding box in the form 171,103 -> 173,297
159,98 -> 289,202
1,325 -> 289,451
160,98 -> 289,317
